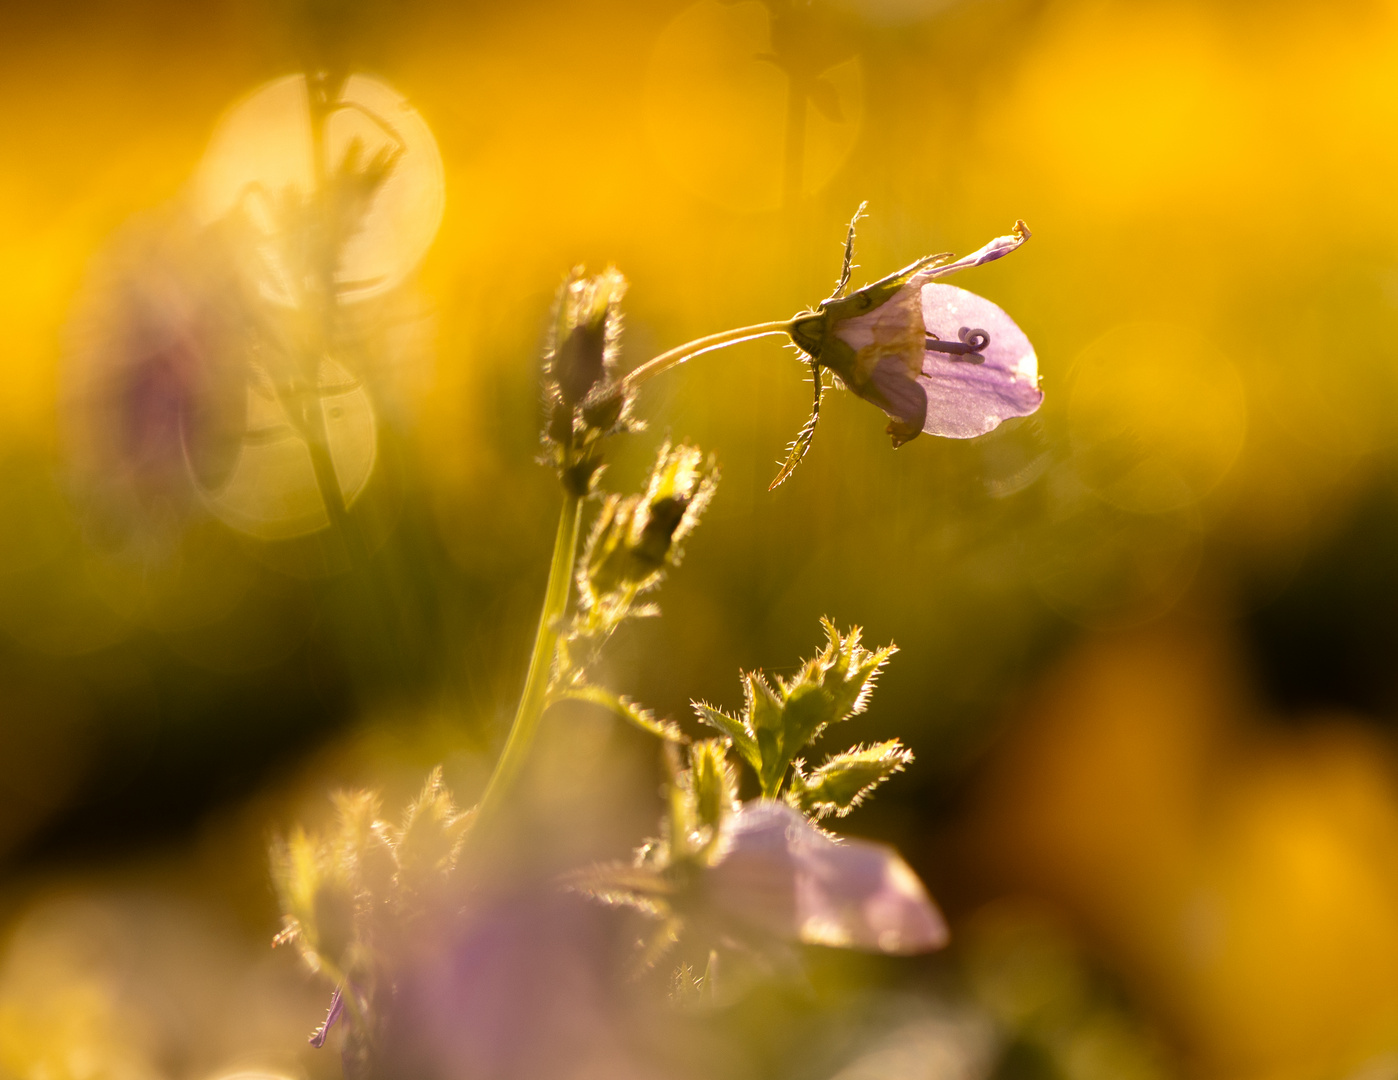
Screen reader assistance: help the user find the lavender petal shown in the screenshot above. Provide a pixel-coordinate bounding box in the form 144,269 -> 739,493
868,354 -> 929,446
709,803 -> 947,955
924,220 -> 1031,280
918,283 -> 1042,439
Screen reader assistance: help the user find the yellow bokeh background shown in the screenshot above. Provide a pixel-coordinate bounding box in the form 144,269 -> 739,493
10,2 -> 1398,1079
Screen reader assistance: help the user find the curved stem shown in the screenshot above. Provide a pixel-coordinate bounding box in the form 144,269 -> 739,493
622,321 -> 792,389
472,491 -> 584,830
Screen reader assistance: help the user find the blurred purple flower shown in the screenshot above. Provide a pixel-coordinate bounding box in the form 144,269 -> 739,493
378,892 -> 665,1080
65,211 -> 250,524
791,222 -> 1041,446
574,800 -> 946,965
705,802 -> 946,954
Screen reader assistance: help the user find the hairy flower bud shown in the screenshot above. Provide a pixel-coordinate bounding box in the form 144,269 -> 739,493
579,441 -> 718,605
546,266 -> 627,409
541,267 -> 639,488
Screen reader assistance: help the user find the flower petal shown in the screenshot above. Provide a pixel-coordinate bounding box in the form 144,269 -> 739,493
868,355 -> 928,446
708,802 -> 947,954
918,283 -> 1042,439
924,220 -> 1030,280
831,280 -> 923,359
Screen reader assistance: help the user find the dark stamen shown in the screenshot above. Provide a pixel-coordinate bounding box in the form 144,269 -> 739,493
925,326 -> 990,363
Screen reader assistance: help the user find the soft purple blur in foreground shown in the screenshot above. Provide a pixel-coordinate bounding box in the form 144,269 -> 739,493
383,893 -> 663,1080
918,283 -> 1042,439
708,802 -> 947,954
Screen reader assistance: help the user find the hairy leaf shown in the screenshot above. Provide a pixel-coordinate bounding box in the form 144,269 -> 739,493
554,683 -> 685,742
693,702 -> 756,765
787,740 -> 914,819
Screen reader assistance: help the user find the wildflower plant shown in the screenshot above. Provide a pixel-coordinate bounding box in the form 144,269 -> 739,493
272,203 -> 1041,1074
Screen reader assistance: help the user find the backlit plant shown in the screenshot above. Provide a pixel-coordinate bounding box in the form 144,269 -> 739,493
271,188 -> 1042,1077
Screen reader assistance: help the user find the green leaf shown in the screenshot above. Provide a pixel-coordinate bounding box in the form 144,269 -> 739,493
786,740 -> 913,819
555,684 -> 685,742
693,620 -> 899,800
799,618 -> 897,732
744,671 -> 784,734
693,702 -> 756,766
561,861 -> 673,917
781,681 -> 834,753
769,362 -> 823,490
395,767 -> 471,894
688,738 -> 737,835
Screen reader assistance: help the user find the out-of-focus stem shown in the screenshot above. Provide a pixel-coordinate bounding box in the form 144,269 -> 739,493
621,322 -> 792,389
782,77 -> 807,209
302,398 -> 377,571
302,72 -> 368,568
472,490 -> 584,830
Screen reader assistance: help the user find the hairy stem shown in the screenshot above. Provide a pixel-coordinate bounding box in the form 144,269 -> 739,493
622,321 -> 792,389
472,491 -> 584,829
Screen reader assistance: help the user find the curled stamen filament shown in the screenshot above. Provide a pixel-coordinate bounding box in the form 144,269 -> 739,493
925,326 -> 989,363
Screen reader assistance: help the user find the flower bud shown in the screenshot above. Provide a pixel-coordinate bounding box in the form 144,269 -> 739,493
578,441 -> 718,606
547,266 -> 626,409
580,386 -> 629,434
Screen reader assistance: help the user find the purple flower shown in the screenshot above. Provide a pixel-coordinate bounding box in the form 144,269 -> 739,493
789,222 -> 1041,446
705,801 -> 946,955
573,798 -> 946,963
379,893 -> 664,1080
64,211 -> 250,522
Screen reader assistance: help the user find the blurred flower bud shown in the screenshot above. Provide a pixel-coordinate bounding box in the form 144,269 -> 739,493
689,738 -> 739,838
561,455 -> 607,498
542,268 -> 638,489
579,441 -> 718,604
580,387 -> 628,433
392,768 -> 472,903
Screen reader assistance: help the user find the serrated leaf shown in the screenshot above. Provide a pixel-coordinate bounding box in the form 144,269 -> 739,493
554,684 -> 685,742
698,621 -> 899,800
395,767 -> 471,894
769,363 -> 822,490
786,740 -> 913,819
693,702 -> 757,766
745,672 -> 783,734
803,618 -> 896,728
561,861 -> 673,917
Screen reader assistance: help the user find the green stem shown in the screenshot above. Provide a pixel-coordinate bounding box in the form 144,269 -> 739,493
470,320 -> 787,830
622,321 -> 792,389
472,490 -> 584,829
